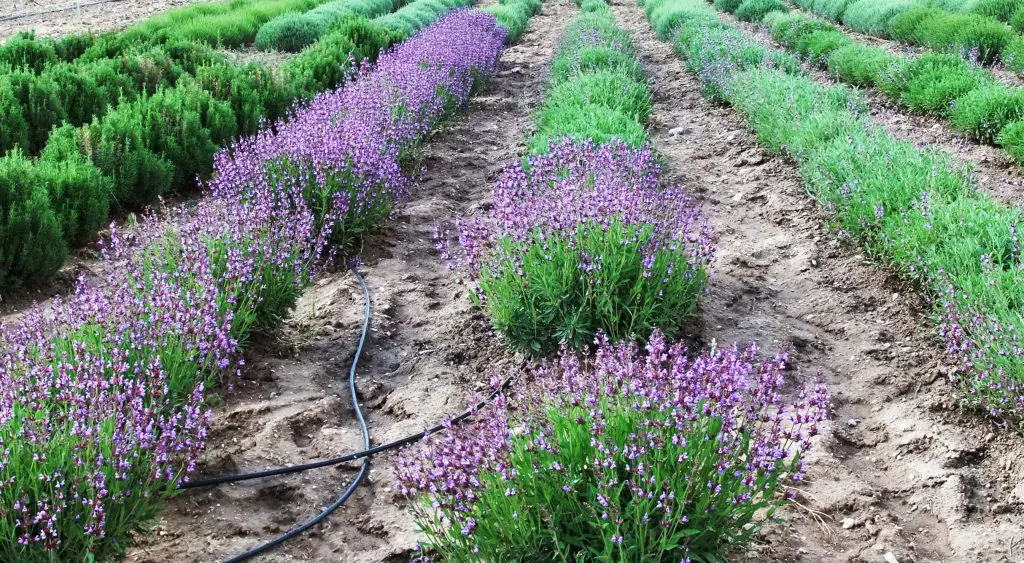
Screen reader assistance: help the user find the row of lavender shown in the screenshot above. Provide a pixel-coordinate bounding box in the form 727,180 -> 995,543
398,4 -> 829,561
0,11 -> 508,561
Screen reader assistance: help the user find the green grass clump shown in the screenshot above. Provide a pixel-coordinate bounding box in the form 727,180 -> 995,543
714,0 -> 746,13
996,119 -> 1024,162
842,0 -> 918,36
950,84 -> 1024,142
878,53 -> 987,114
375,0 -> 474,37
254,0 -> 393,51
485,0 -> 543,39
254,12 -> 330,51
810,0 -> 854,20
827,43 -> 897,85
545,71 -> 652,121
579,0 -> 608,12
1011,5 -> 1024,30
973,0 -> 1022,22
283,16 -> 400,95
735,0 -> 789,21
890,6 -> 1013,64
795,28 -> 854,62
768,12 -> 834,44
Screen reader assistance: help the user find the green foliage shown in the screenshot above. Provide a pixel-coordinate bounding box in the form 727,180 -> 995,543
996,119 -> 1024,163
255,0 -> 393,51
809,0 -> 854,20
0,32 -> 58,73
734,0 -> 788,21
530,106 -> 648,152
54,33 -> 96,62
878,53 -> 987,114
1011,5 -> 1024,30
4,70 -> 67,154
973,0 -> 1022,22
890,6 -> 1014,64
827,43 -> 897,86
255,12 -> 330,52
842,0 -> 918,36
485,0 -> 544,39
125,0 -> 330,47
646,0 -> 717,39
191,62 -> 297,135
794,28 -> 854,63
36,143 -> 113,246
546,71 -> 652,122
949,84 -> 1024,142
283,16 -> 400,96
375,0 -> 474,37
579,0 -> 608,12
0,80 -> 30,156
767,12 -> 834,44
0,150 -> 67,288
714,0 -> 745,13
1003,34 -> 1024,70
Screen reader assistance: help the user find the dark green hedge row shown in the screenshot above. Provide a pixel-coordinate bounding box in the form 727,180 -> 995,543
374,0 -> 476,36
0,16 -> 400,291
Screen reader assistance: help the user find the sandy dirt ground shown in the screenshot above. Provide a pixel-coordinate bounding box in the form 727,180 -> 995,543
611,1 -> 1024,561
123,3 -> 571,561
0,0 -> 198,41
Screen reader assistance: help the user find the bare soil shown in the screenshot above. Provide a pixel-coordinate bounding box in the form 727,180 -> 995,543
123,3 -> 570,562
0,0 -> 197,41
611,1 -> 1024,561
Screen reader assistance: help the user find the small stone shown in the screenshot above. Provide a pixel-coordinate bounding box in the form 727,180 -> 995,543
884,552 -> 899,563
847,419 -> 859,427
841,517 -> 858,529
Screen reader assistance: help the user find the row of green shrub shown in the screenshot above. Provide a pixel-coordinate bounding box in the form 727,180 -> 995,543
255,0 -> 396,52
0,16 -> 402,290
735,9 -> 1024,164
374,0 -> 475,36
645,0 -> 1024,427
791,0 -> 1024,70
483,0 -> 543,40
528,7 -> 653,152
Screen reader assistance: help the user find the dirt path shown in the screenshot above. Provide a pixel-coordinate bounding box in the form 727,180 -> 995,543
124,3 -> 571,562
720,11 -> 1024,208
611,1 -> 1024,561
0,0 -> 197,41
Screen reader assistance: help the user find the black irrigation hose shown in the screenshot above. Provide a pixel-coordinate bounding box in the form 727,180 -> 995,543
0,0 -> 125,23
222,267 -> 373,563
179,377 -> 510,490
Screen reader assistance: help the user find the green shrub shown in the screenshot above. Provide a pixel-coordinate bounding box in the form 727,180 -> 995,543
714,0 -> 745,13
579,0 -> 608,11
973,0 -> 1022,22
1011,5 -> 1024,30
283,17 -> 399,96
530,105 -> 648,152
0,81 -> 30,155
54,33 -> 96,62
192,62 -> 298,135
950,84 -> 1024,142
811,0 -> 853,20
35,135 -> 112,246
728,67 -> 866,156
1003,33 -> 1024,70
0,32 -> 58,73
827,43 -> 897,85
485,0 -> 544,39
879,53 -> 987,114
546,71 -> 652,121
255,12 -> 329,52
996,119 -> 1024,162
648,2 -> 716,38
43,63 -> 108,127
550,46 -> 647,85
842,0 -> 918,36
735,0 -> 788,21
4,70 -> 68,155
0,151 -> 67,288
795,28 -> 854,63
891,7 -> 1013,64
769,13 -> 834,44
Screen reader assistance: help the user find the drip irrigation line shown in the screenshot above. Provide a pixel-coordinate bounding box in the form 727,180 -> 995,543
179,377 -> 510,490
0,0 -> 125,23
223,267 -> 373,563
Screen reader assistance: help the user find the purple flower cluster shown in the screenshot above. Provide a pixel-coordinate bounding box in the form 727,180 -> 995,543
396,330 -> 830,559
210,10 -> 507,244
0,11 -> 509,558
440,139 -> 714,352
